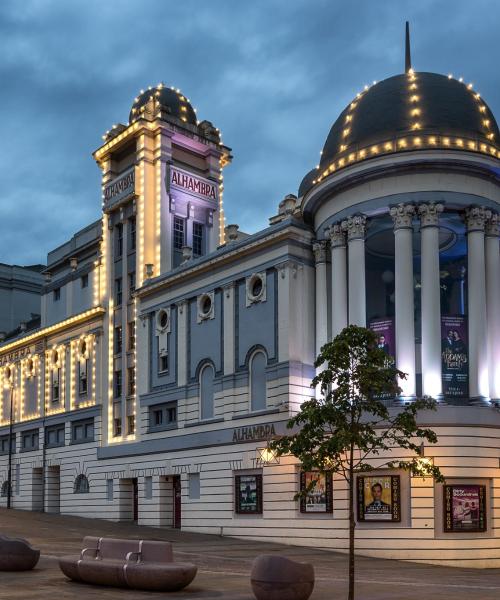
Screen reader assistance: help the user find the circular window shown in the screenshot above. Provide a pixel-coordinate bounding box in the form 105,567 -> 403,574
200,294 -> 212,316
157,309 -> 169,331
251,275 -> 263,298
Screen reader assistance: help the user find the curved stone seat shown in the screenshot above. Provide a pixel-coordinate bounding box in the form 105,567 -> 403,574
250,554 -> 314,600
0,534 -> 40,571
58,536 -> 196,592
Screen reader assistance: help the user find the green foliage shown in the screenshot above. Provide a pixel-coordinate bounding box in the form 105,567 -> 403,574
270,325 -> 445,486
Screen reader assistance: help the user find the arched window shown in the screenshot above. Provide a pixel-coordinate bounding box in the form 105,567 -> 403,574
250,351 -> 267,412
74,474 -> 90,494
1,481 -> 10,497
200,364 -> 214,420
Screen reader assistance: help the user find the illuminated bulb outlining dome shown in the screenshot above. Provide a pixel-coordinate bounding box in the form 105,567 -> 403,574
129,85 -> 197,125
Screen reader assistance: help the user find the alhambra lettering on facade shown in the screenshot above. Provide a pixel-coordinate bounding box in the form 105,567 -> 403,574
232,424 -> 276,443
103,170 -> 135,202
170,167 -> 217,201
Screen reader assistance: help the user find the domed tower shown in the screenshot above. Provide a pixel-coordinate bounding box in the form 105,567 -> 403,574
300,32 -> 500,403
93,83 -> 231,444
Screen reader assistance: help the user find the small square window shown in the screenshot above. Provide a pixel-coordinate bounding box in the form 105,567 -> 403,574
81,274 -> 89,288
53,288 -> 61,301
153,410 -> 163,426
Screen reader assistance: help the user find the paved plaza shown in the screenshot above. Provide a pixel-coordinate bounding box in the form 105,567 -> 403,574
0,508 -> 499,599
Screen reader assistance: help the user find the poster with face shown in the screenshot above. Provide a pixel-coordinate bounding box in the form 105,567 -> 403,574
357,475 -> 401,522
444,485 -> 486,532
235,474 -> 262,514
369,318 -> 395,359
300,471 -> 333,513
441,315 -> 468,398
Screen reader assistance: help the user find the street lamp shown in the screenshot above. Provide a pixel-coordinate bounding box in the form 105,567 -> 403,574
7,378 -> 14,509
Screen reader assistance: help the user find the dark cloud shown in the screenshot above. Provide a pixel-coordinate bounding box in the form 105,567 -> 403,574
0,0 -> 499,264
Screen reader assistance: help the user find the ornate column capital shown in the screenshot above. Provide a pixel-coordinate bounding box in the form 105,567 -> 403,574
486,212 -> 500,237
390,203 -> 415,230
328,223 -> 346,248
341,214 -> 367,241
418,202 -> 443,227
312,240 -> 328,264
465,206 -> 492,232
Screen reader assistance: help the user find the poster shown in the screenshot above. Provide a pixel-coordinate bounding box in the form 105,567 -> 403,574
444,485 -> 487,532
441,315 -> 468,398
370,318 -> 395,359
300,471 -> 333,513
235,474 -> 263,514
357,475 -> 401,522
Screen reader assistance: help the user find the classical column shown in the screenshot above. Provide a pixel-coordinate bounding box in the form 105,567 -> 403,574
329,224 -> 347,338
342,215 -> 367,326
390,204 -> 416,398
466,207 -> 491,399
486,214 -> 500,399
313,240 -> 329,356
418,203 -> 443,398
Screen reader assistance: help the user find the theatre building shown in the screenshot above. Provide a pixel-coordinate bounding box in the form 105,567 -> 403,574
1,46 -> 500,567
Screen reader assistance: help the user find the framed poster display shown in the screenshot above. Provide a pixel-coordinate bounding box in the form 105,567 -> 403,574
235,474 -> 263,515
444,484 -> 486,532
299,471 -> 333,513
357,475 -> 401,522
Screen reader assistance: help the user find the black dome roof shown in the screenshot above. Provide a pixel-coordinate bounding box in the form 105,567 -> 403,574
130,85 -> 197,125
321,72 -> 499,168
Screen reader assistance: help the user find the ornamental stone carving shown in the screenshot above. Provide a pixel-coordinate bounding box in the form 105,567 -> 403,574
417,203 -> 444,227
328,223 -> 346,248
486,213 -> 500,237
390,203 -> 415,229
341,214 -> 367,240
312,240 -> 328,264
465,206 -> 492,232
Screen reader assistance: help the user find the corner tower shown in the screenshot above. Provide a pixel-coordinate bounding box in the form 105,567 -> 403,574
93,84 -> 231,445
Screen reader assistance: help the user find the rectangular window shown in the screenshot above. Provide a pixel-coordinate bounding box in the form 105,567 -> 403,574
129,271 -> 136,298
127,367 -> 135,397
53,288 -> 61,302
127,415 -> 135,436
106,479 -> 114,501
145,476 -> 153,500
114,370 -> 122,399
71,418 -> 94,444
81,274 -> 89,288
21,429 -> 39,452
173,216 -> 185,250
45,424 -> 65,448
128,322 -> 135,351
114,326 -> 123,354
113,418 -> 122,437
115,278 -> 122,306
0,435 -> 15,455
192,222 -> 204,257
116,223 -> 123,257
51,368 -> 60,403
189,473 -> 201,500
235,473 -> 263,515
129,217 -> 136,251
149,402 -> 177,432
78,359 -> 89,396
159,353 -> 169,374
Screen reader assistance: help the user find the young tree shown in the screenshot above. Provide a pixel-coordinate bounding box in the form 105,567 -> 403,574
270,325 -> 444,600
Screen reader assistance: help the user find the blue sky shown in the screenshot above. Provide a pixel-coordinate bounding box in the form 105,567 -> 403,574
1,0 -> 499,265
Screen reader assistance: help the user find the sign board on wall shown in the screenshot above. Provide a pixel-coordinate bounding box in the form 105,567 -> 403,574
169,166 -> 218,203
441,315 -> 468,398
103,168 -> 135,208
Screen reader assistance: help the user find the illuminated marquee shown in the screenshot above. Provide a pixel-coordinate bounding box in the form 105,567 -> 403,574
170,166 -> 217,202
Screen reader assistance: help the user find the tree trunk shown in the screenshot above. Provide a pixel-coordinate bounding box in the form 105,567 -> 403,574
348,456 -> 355,599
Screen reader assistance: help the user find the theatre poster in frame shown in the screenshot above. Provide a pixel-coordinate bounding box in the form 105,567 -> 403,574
299,471 -> 333,514
357,475 -> 401,522
444,484 -> 487,533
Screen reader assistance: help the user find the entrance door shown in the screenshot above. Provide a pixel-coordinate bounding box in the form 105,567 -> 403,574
132,478 -> 138,522
173,475 -> 181,529
46,466 -> 60,514
32,468 -> 43,511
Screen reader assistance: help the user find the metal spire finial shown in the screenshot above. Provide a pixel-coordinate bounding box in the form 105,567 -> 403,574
405,21 -> 412,73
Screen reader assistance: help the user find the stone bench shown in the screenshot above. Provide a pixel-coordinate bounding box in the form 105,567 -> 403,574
250,554 -> 315,600
59,536 -> 197,592
0,534 -> 40,571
